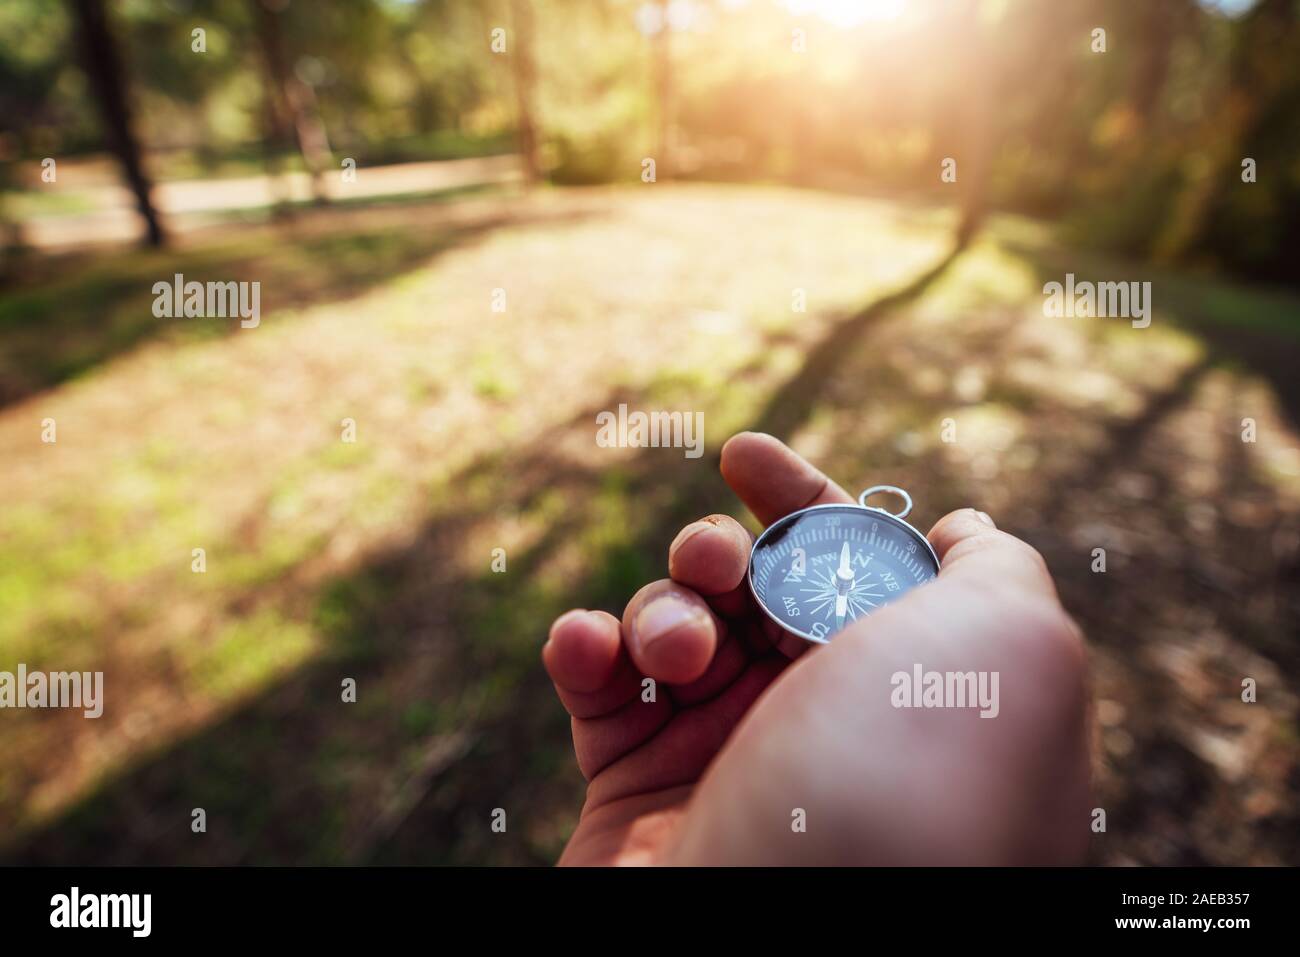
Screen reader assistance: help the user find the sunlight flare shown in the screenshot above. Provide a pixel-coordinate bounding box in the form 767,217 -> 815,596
786,0 -> 908,27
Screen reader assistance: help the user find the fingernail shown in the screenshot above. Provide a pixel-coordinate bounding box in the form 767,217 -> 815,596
548,609 -> 589,641
669,521 -> 717,561
974,510 -> 996,528
635,597 -> 706,648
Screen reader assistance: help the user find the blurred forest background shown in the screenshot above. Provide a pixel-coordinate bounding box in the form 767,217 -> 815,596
0,0 -> 1297,865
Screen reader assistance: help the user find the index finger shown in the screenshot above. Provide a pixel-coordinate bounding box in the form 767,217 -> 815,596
719,432 -> 855,527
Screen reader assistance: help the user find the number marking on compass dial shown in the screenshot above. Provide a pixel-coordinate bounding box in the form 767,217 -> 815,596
748,504 -> 940,643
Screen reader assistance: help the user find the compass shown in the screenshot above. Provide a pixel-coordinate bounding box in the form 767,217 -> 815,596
747,485 -> 940,643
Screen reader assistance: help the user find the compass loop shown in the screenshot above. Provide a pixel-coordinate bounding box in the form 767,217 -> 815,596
857,485 -> 913,520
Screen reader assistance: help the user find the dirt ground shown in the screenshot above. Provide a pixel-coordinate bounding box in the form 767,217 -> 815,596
1,183 -> 1297,864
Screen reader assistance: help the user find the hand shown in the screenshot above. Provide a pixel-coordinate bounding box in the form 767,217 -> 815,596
543,432 -> 1090,865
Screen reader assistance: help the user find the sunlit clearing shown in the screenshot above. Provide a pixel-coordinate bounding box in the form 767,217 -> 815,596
787,0 -> 909,26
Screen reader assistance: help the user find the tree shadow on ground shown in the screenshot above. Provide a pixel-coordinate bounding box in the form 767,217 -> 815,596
1003,238 -> 1300,431
931,242 -> 1300,863
6,234 -> 1298,866
0,195 -> 591,408
3,240 -> 966,865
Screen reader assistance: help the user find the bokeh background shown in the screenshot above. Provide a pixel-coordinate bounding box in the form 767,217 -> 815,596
1,0 -> 1298,865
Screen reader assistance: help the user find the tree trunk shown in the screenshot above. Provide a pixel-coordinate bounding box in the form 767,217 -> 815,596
69,0 -> 165,247
652,0 -> 673,181
1128,0 -> 1191,129
509,0 -> 542,185
251,0 -> 332,203
260,76 -> 294,216
1155,0 -> 1296,261
951,0 -> 991,248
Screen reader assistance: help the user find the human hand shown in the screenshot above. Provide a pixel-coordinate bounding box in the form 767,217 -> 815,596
544,432 -> 1090,865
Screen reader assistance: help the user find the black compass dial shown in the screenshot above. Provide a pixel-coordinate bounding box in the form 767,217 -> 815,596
748,504 -> 939,643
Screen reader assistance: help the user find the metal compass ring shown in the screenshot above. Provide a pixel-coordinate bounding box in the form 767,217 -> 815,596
747,484 -> 938,644
858,485 -> 913,520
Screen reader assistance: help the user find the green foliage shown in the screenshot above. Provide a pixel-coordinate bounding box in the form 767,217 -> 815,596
1,1 -> 1297,274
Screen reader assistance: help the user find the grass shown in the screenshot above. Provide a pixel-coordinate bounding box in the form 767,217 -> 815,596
1,182 -> 1298,865
0,205 -> 508,401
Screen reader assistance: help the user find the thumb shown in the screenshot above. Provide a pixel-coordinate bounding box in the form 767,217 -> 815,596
927,508 -> 1060,603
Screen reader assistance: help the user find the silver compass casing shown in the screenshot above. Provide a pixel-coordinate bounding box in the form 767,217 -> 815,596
746,488 -> 940,644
